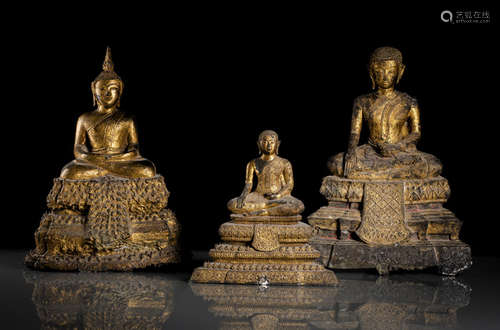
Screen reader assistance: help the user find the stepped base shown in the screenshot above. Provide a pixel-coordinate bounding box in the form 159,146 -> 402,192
192,243 -> 337,285
311,238 -> 472,275
191,264 -> 337,285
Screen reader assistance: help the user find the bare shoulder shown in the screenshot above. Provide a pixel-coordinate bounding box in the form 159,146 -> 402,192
276,156 -> 292,168
76,111 -> 95,127
397,91 -> 418,107
354,93 -> 375,108
247,158 -> 257,168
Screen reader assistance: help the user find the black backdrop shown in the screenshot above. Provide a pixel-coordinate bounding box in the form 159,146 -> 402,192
3,6 -> 498,257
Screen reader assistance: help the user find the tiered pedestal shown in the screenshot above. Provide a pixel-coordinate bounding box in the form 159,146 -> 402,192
308,176 -> 472,275
25,175 -> 180,271
191,214 -> 337,285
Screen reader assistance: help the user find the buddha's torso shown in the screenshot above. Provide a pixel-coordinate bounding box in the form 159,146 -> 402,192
253,157 -> 288,195
360,91 -> 415,145
82,111 -> 132,154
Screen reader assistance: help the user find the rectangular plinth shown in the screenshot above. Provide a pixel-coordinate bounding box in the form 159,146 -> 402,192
311,239 -> 471,275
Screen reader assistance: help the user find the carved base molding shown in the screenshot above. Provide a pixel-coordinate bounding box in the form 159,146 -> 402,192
191,263 -> 337,286
191,215 -> 338,286
26,175 -> 180,271
311,238 -> 472,275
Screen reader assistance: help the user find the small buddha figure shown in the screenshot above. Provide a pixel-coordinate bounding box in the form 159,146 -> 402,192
327,47 -> 442,180
60,47 -> 155,180
191,130 -> 337,285
227,130 -> 304,216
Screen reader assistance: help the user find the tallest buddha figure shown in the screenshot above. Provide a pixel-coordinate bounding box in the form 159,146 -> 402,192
61,47 -> 155,179
328,47 -> 442,180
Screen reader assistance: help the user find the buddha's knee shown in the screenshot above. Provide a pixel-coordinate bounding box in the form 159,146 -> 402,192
227,198 -> 239,213
60,162 -> 103,180
327,152 -> 345,176
138,164 -> 156,178
280,197 -> 304,215
118,160 -> 156,178
134,160 -> 156,178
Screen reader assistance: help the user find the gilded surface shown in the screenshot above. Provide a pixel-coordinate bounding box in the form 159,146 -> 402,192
356,182 -> 411,245
227,130 -> 304,216
61,47 -> 155,180
25,48 -> 180,271
327,47 -> 442,180
308,47 -> 470,273
319,175 -> 450,204
192,131 -> 337,285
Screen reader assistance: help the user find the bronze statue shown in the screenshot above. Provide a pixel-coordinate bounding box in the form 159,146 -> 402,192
328,47 -> 442,180
308,47 -> 471,275
61,47 -> 155,179
191,130 -> 337,285
227,130 -> 304,216
25,47 -> 180,271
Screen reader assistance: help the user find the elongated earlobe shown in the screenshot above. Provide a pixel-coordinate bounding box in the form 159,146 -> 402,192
91,82 -> 96,106
117,82 -> 123,108
396,64 -> 406,85
276,140 -> 281,155
257,141 -> 262,155
369,71 -> 376,90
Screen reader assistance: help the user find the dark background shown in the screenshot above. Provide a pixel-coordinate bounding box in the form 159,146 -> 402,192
3,6 -> 497,256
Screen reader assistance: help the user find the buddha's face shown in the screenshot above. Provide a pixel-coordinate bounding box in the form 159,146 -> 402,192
95,79 -> 121,108
259,134 -> 278,155
371,60 -> 400,89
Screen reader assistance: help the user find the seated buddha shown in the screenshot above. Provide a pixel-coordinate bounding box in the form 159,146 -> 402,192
327,47 -> 442,180
60,47 -> 155,180
227,130 -> 304,216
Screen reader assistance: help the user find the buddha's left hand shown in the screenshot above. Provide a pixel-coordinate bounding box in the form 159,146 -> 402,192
265,193 -> 281,200
380,142 -> 405,156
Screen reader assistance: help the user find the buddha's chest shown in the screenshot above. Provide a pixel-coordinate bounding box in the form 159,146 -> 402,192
86,118 -> 129,147
255,160 -> 284,191
365,98 -> 410,131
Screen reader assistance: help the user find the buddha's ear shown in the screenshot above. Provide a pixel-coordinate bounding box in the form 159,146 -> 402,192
368,65 -> 376,90
118,81 -> 124,108
91,82 -> 97,106
276,139 -> 281,155
397,64 -> 406,85
257,140 -> 262,155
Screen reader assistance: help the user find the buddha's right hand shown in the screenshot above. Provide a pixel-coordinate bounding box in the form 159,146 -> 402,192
344,152 -> 355,177
236,195 -> 247,209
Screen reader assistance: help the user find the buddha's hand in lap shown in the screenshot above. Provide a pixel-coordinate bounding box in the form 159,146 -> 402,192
264,193 -> 281,200
378,142 -> 405,157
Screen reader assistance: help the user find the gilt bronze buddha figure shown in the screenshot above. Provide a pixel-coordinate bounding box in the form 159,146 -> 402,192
308,47 -> 471,275
61,48 -> 155,180
227,130 -> 304,216
25,48 -> 180,271
191,130 -> 337,285
327,47 -> 442,180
